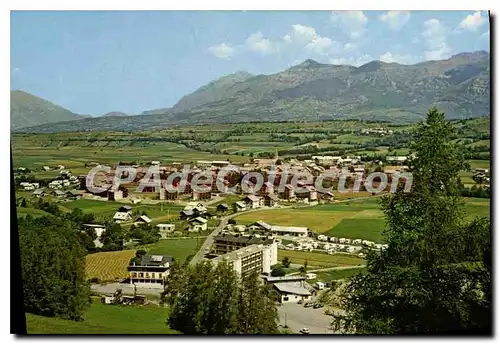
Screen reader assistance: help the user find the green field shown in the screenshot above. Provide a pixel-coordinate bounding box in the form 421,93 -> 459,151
237,197 -> 489,244
26,298 -> 179,334
140,238 -> 205,265
312,267 -> 366,283
278,250 -> 365,268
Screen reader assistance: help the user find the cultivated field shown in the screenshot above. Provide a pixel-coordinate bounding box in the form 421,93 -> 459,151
139,238 -> 204,266
26,298 -> 178,334
85,250 -> 136,281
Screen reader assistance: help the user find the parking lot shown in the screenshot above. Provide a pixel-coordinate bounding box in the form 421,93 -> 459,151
276,302 -> 334,334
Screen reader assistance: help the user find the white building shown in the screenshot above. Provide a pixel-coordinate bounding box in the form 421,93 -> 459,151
188,217 -> 208,232
270,225 -> 309,238
113,212 -> 132,223
157,224 -> 175,239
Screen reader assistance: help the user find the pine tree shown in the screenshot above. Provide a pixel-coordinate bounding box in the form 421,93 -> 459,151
332,107 -> 491,334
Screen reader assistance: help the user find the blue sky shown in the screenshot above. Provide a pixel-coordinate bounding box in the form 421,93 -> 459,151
11,10 -> 490,116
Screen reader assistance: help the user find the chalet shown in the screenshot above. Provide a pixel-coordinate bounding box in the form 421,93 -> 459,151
234,201 -> 247,212
116,205 -> 131,213
216,203 -> 229,213
243,195 -> 262,209
263,194 -> 279,207
180,202 -> 207,220
113,212 -> 133,223
128,254 -> 174,286
134,215 -> 152,226
187,217 -> 208,232
51,189 -> 66,197
247,221 -> 273,235
32,189 -> 46,197
66,189 -> 84,200
296,185 -> 317,201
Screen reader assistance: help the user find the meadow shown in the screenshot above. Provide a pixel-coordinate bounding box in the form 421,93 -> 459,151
237,197 -> 490,244
277,250 -> 366,268
26,298 -> 179,334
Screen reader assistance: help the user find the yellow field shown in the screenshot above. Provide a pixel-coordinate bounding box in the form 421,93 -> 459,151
85,250 -> 136,281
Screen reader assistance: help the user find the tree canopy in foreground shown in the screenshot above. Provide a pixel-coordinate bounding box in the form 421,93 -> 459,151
332,107 -> 491,334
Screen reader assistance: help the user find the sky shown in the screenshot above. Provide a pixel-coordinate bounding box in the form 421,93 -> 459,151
11,10 -> 490,116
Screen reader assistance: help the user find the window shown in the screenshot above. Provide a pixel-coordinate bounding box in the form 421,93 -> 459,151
139,273 -> 144,278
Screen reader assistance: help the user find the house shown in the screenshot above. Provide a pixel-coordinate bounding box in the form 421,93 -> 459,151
209,243 -> 277,278
32,189 -> 46,197
216,203 -> 229,213
234,201 -> 247,212
271,279 -> 314,303
134,215 -> 152,226
118,205 -> 133,213
180,202 -> 207,219
270,225 -> 309,238
51,189 -> 66,197
243,195 -> 262,209
113,211 -> 132,223
66,189 -> 84,200
263,194 -> 279,207
247,221 -> 273,235
187,217 -> 208,232
157,224 -> 175,239
128,254 -> 174,286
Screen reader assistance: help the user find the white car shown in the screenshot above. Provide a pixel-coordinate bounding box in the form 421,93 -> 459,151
299,328 -> 310,334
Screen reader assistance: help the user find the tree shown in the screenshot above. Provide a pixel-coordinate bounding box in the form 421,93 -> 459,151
18,215 -> 91,321
100,222 -> 124,251
165,261 -> 278,334
271,266 -> 286,277
331,107 -> 491,334
282,257 -> 291,268
228,218 -> 236,225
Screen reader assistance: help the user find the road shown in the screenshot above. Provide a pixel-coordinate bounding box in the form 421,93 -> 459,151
277,303 -> 335,334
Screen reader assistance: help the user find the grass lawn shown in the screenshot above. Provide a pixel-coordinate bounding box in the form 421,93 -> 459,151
464,198 -> 490,220
325,218 -> 386,243
278,250 -> 365,268
86,250 -> 136,281
26,298 -> 179,334
139,238 -> 205,266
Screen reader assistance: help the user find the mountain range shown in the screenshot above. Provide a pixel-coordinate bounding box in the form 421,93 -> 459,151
11,51 -> 490,132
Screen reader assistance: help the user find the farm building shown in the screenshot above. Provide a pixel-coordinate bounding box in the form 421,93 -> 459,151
263,275 -> 314,303
31,189 -> 46,197
180,202 -> 207,219
234,201 -> 247,212
66,189 -> 84,200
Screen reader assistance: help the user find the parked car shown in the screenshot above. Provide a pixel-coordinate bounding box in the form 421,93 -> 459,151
297,299 -> 303,304
299,328 -> 310,334
304,302 -> 313,308
313,303 -> 324,309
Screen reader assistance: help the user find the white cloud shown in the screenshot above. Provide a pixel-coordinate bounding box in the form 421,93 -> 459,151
306,37 -> 334,54
329,54 -> 373,67
343,43 -> 357,52
207,43 -> 235,59
459,11 -> 487,31
421,19 -> 452,60
481,31 -> 490,40
379,52 -> 421,65
284,24 -> 339,56
246,32 -> 276,54
379,11 -> 411,30
330,11 -> 368,40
